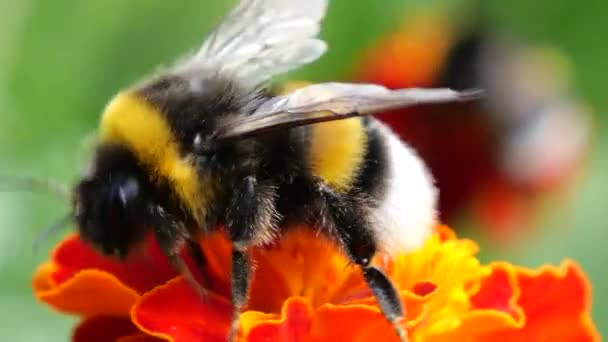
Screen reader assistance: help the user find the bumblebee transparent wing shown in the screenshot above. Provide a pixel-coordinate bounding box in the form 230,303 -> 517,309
191,0 -> 328,86
215,82 -> 483,140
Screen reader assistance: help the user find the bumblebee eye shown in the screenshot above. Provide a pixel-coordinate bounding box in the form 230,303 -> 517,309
192,133 -> 214,156
193,133 -> 204,150
118,177 -> 140,207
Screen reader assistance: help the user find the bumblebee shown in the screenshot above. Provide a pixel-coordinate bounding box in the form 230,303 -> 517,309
61,0 -> 480,340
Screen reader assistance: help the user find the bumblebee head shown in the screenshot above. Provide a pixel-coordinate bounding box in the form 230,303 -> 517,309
97,90 -> 209,223
73,144 -> 153,258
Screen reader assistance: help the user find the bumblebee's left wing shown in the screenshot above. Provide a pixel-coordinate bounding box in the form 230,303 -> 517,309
214,82 -> 483,140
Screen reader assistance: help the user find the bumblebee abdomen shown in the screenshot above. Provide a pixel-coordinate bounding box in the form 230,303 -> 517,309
308,117 -> 367,191
363,119 -> 437,253
305,115 -> 436,253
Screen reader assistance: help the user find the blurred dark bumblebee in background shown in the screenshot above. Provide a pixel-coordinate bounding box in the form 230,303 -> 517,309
356,8 -> 592,242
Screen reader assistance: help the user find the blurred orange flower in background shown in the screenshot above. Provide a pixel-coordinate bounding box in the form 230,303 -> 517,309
33,226 -> 599,342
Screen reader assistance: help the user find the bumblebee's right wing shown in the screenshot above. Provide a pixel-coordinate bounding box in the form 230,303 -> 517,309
214,82 -> 483,140
186,0 -> 328,87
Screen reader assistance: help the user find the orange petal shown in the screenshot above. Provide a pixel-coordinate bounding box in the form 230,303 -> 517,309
197,231 -> 234,298
425,310 -> 521,342
315,303 -> 403,342
132,277 -> 231,342
246,298 -> 315,342
427,265 -> 523,341
36,269 -> 139,317
249,229 -> 358,312
503,261 -> 600,341
449,261 -> 600,342
245,298 -> 411,342
32,262 -> 57,294
72,316 -> 141,342
246,253 -> 294,313
50,234 -> 177,294
470,263 -> 523,322
435,225 -> 456,241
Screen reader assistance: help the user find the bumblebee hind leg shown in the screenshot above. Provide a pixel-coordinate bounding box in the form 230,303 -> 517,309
314,182 -> 409,342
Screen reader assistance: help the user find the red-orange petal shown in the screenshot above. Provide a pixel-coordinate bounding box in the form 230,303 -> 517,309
429,264 -> 523,341
246,298 -> 315,342
471,264 -> 523,322
132,277 -> 231,342
73,316 -> 141,342
50,234 -> 177,294
245,298 -> 410,342
35,269 -> 139,317
197,231 -> 232,298
117,334 -> 167,342
506,260 -> 600,341
457,261 -> 600,342
315,303 -> 402,342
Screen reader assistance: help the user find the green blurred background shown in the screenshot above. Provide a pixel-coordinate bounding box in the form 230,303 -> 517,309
0,0 -> 605,340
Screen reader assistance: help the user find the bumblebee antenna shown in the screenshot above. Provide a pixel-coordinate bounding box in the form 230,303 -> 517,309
0,176 -> 70,200
32,213 -> 73,253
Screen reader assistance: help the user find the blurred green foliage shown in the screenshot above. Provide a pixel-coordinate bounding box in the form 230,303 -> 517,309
0,0 -> 606,340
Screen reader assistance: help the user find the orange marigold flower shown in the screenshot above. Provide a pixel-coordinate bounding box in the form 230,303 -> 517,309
33,227 -> 599,342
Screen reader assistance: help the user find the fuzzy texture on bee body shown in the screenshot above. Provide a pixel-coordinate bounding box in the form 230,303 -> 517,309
67,1 -> 480,340
80,70 -> 437,257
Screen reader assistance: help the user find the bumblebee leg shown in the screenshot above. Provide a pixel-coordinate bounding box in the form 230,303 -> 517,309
362,266 -> 408,342
229,248 -> 252,342
226,176 -> 278,341
150,205 -> 207,297
186,239 -> 211,291
314,182 -> 408,342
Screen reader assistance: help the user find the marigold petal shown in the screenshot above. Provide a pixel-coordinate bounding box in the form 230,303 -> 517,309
427,265 -> 523,341
36,269 -> 139,317
250,229 -> 359,311
315,304 -> 401,342
246,253 -> 294,313
246,298 -> 315,342
73,316 -> 141,342
440,260 -> 600,342
435,225 -> 456,241
198,231 -> 232,296
117,334 -> 166,342
246,298 -> 411,342
471,263 -> 523,322
132,277 -> 231,342
32,262 -> 57,293
51,234 -> 177,294
239,311 -> 280,338
504,260 -> 600,342
424,310 -> 520,342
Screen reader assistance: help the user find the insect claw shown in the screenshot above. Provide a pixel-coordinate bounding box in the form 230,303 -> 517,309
392,319 -> 409,342
458,88 -> 485,101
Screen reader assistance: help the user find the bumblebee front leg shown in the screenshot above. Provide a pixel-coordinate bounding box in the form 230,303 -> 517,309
315,182 -> 409,342
226,176 -> 279,341
149,205 -> 207,297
